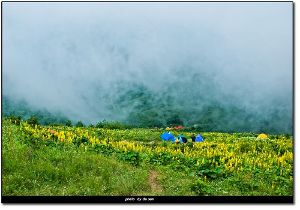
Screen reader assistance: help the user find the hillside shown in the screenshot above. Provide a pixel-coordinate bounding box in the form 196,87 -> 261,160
2,119 -> 293,196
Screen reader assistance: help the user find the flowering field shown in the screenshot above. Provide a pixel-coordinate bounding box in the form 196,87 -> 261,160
2,119 -> 293,196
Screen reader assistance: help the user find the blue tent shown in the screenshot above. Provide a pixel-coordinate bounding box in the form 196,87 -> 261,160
161,132 -> 176,141
195,134 -> 204,142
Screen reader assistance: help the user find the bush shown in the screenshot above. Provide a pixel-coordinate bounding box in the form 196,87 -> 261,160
88,124 -> 95,128
190,180 -> 212,195
65,120 -> 72,127
9,116 -> 21,125
198,167 -> 225,179
76,121 -> 84,127
117,151 -> 140,166
96,120 -> 128,130
149,152 -> 173,166
27,116 -> 39,126
73,136 -> 89,146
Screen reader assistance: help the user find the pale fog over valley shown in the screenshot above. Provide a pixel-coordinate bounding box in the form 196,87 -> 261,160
2,2 -> 293,133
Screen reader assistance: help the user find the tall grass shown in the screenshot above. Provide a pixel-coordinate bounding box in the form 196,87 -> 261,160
2,121 -> 151,195
2,120 -> 293,196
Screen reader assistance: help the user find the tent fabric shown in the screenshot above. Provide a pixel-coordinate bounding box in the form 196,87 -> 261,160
161,132 -> 169,140
181,137 -> 187,143
191,135 -> 196,142
257,133 -> 268,139
161,132 -> 175,141
174,125 -> 184,130
195,134 -> 204,142
177,134 -> 187,143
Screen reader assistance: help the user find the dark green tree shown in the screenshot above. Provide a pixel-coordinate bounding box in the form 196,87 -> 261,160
76,121 -> 84,127
27,116 -> 39,125
65,120 -> 72,127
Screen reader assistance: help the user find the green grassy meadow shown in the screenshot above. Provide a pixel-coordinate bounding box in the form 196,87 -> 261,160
2,119 -> 293,196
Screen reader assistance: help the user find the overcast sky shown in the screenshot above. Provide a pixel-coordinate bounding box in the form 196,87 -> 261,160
2,2 -> 293,123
